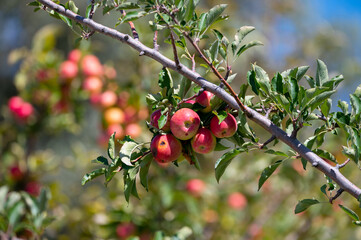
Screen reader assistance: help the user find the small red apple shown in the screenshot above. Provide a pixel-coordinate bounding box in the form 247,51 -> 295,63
186,179 -> 206,197
9,165 -> 24,181
104,107 -> 125,125
25,182 -> 41,197
100,90 -> 117,108
83,76 -> 103,94
150,133 -> 182,163
150,109 -> 170,131
170,108 -> 200,140
68,49 -> 82,63
125,123 -> 142,139
17,102 -> 34,120
116,222 -> 135,239
191,128 -> 216,154
8,96 -> 24,114
82,55 -> 103,76
227,192 -> 247,210
59,60 -> 78,80
104,66 -> 117,79
196,91 -> 214,112
210,113 -> 238,138
107,124 -> 124,139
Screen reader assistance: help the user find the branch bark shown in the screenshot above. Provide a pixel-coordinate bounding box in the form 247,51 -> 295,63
36,0 -> 361,201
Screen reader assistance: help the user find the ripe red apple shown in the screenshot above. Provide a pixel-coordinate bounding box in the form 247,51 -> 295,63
210,113 -> 238,138
9,165 -> 24,181
186,179 -> 206,197
170,108 -> 200,140
150,133 -> 182,163
25,181 -> 41,197
116,222 -> 135,239
8,96 -> 24,114
82,55 -> 103,76
68,49 -> 82,63
104,107 -> 125,125
150,109 -> 170,131
227,192 -> 247,210
99,90 -> 117,108
82,76 -> 103,94
125,123 -> 142,139
17,102 -> 34,120
196,91 -> 214,113
107,124 -> 124,139
59,60 -> 78,80
191,128 -> 216,154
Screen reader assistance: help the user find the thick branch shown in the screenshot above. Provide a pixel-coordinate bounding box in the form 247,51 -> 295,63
37,0 -> 361,200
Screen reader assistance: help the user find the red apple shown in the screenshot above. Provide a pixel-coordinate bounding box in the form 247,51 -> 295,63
116,222 -> 135,239
8,96 -> 23,114
196,91 -> 214,113
124,106 -> 137,122
186,179 -> 206,197
170,108 -> 200,140
25,182 -> 41,197
125,123 -> 141,139
59,60 -> 78,80
107,124 -> 124,139
210,113 -> 238,138
9,165 -> 24,181
68,49 -> 82,63
227,192 -> 247,210
150,109 -> 170,131
100,90 -> 117,108
83,76 -> 103,94
191,128 -> 216,154
17,102 -> 34,120
104,66 -> 117,79
104,107 -> 125,125
150,133 -> 182,163
82,55 -> 103,76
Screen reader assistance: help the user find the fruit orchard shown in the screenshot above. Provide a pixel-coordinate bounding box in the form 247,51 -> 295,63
1,0 -> 361,239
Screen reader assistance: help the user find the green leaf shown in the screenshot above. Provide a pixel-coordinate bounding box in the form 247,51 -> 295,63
305,75 -> 315,88
154,231 -> 164,240
350,94 -> 361,115
203,4 -> 227,34
119,141 -> 139,166
272,73 -> 283,94
59,14 -> 72,28
236,40 -> 263,58
121,11 -> 146,23
264,149 -> 288,157
214,141 -> 230,151
93,156 -> 109,165
140,154 -> 153,191
238,84 -> 248,99
213,110 -> 228,124
81,168 -> 106,185
316,59 -> 328,87
294,198 -> 320,214
209,40 -> 219,62
231,26 -> 255,55
0,186 -> 8,213
306,90 -> 336,112
158,114 -> 168,130
158,68 -> 173,90
146,93 -> 162,105
67,1 -> 79,13
320,98 -> 332,117
289,77 -> 299,103
253,65 -> 270,95
115,2 -> 140,10
184,0 -> 194,21
124,177 -> 136,203
108,133 -> 116,160
258,160 -> 283,190
178,77 -> 192,99
339,204 -> 360,221
215,148 -> 245,182
313,149 -> 336,163
247,70 -> 260,95
85,4 -> 92,18
8,201 -> 24,226
338,100 -> 349,114
198,13 -> 207,33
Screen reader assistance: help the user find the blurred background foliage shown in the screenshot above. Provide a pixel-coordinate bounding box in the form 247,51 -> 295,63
1,0 -> 361,239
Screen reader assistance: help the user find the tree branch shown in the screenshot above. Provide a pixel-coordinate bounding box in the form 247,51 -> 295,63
36,0 -> 361,200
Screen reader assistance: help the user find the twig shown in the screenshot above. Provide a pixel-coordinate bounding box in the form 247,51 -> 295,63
336,159 -> 351,169
329,188 -> 344,204
190,54 -> 196,72
88,0 -> 95,19
153,31 -> 159,51
131,150 -> 151,163
169,30 -> 181,68
36,0 -> 361,201
120,10 -> 139,40
290,121 -> 303,139
259,135 -> 276,149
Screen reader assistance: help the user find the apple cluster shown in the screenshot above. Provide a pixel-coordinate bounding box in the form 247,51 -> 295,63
8,96 -> 34,122
149,91 -> 238,164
